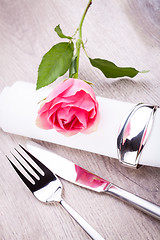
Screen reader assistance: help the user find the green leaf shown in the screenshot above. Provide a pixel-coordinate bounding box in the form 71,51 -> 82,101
37,42 -> 74,89
69,56 -> 77,78
83,80 -> 93,85
89,58 -> 139,78
54,24 -> 72,40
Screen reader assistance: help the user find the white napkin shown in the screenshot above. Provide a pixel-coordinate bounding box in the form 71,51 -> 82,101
0,81 -> 159,168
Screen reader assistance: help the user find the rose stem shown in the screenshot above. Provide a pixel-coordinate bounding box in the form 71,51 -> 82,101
74,0 -> 92,79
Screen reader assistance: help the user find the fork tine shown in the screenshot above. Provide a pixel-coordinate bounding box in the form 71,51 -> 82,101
15,148 -> 42,179
11,151 -> 38,182
19,145 -> 53,177
6,156 -> 34,192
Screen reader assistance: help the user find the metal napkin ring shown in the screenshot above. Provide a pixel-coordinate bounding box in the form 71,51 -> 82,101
117,103 -> 158,168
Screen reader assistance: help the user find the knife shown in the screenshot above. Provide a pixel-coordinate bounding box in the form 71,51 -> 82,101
26,140 -> 160,220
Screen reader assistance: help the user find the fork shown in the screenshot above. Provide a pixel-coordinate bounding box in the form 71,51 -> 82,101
7,145 -> 105,240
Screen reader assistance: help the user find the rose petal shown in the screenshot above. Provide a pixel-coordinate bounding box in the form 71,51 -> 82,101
82,109 -> 100,134
61,91 -> 96,112
74,109 -> 88,128
46,79 -> 74,102
36,112 -> 53,129
62,79 -> 97,102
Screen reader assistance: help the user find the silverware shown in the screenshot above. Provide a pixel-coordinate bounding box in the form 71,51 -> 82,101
117,103 -> 158,168
26,141 -> 160,220
7,145 -> 105,240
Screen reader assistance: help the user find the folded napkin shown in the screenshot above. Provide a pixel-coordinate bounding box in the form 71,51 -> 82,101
0,81 -> 159,168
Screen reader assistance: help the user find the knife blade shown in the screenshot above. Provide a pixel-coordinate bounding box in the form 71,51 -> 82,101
26,140 -> 110,192
26,140 -> 160,220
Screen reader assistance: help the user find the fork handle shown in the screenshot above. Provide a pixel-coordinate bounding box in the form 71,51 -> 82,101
60,200 -> 105,240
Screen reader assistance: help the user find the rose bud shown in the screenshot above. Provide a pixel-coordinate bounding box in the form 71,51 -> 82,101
36,78 -> 100,136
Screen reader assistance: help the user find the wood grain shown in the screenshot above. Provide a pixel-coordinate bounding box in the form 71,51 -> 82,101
0,0 -> 160,239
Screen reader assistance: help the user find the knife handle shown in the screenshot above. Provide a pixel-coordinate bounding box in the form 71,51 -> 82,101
60,199 -> 105,240
107,184 -> 160,220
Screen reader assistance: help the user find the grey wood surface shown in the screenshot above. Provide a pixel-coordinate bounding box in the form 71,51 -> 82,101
0,0 -> 160,239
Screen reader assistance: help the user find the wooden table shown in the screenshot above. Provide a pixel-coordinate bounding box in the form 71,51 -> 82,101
0,0 -> 160,239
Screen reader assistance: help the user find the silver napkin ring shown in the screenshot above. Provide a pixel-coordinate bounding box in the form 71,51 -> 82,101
117,103 -> 158,168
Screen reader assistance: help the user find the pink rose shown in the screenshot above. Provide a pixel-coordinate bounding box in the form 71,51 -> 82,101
36,78 -> 100,136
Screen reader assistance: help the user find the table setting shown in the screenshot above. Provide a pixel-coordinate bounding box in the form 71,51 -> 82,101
0,0 -> 160,239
